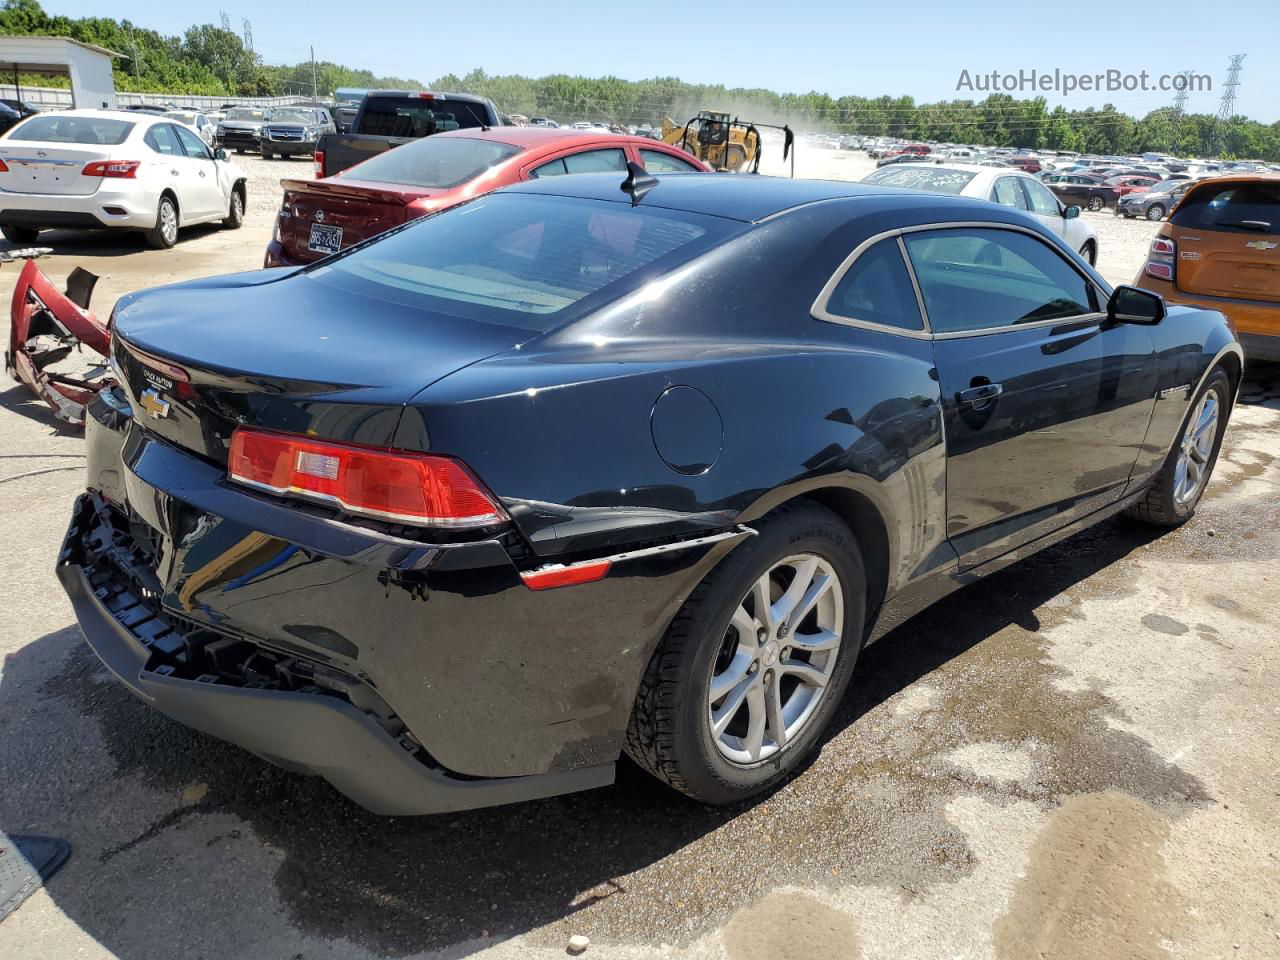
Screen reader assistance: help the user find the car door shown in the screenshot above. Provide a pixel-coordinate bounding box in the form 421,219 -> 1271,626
143,123 -> 201,221
1020,176 -> 1072,240
173,123 -> 225,219
903,225 -> 1157,568
990,175 -> 1031,217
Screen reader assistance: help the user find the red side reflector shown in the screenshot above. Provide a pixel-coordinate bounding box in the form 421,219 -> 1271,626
520,560 -> 612,591
228,428 -> 507,529
82,160 -> 140,179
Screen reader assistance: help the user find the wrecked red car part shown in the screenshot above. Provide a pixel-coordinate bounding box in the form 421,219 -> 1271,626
5,250 -> 111,425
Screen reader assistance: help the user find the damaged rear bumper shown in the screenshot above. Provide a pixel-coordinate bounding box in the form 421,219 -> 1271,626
56,492 -> 615,815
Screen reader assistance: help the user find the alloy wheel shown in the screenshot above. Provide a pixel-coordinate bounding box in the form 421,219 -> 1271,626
1088,196 -> 1104,211
707,554 -> 844,765
160,201 -> 178,244
1174,390 -> 1219,505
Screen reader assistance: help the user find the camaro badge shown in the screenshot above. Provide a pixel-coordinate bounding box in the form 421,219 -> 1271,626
1245,240 -> 1277,251
139,388 -> 171,420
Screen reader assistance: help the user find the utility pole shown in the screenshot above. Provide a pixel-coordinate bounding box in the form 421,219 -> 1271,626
1214,54 -> 1245,155
1170,69 -> 1193,115
310,46 -> 318,100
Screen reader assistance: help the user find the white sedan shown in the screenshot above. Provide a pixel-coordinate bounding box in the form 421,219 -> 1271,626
0,109 -> 246,249
862,162 -> 1100,266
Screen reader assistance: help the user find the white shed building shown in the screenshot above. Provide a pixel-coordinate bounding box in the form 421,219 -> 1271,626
0,36 -> 122,110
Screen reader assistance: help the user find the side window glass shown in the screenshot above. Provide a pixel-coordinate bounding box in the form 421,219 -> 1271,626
823,238 -> 924,331
145,123 -> 181,156
174,125 -> 210,159
1022,179 -> 1062,217
991,177 -> 1027,210
904,228 -> 1095,333
530,158 -> 567,178
563,149 -> 628,174
640,149 -> 700,173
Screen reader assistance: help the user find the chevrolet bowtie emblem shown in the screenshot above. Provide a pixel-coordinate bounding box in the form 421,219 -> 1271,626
139,388 -> 171,420
1245,240 -> 1277,250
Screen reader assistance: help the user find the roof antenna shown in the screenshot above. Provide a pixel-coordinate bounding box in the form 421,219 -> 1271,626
620,161 -> 658,206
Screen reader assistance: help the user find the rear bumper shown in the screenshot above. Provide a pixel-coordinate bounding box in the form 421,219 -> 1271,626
263,238 -> 314,268
0,188 -> 157,229
1136,275 -> 1279,352
56,514 -> 612,815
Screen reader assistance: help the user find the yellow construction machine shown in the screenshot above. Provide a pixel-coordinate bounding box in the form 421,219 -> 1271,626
660,111 -> 794,175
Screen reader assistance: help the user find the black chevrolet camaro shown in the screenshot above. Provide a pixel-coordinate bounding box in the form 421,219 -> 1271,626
58,172 -> 1240,814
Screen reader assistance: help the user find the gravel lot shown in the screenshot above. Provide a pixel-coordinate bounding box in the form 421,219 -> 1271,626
2,146 -> 1278,960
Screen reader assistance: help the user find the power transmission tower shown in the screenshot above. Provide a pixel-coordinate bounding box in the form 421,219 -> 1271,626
1214,54 -> 1245,154
1170,69 -> 1193,115
243,20 -> 254,54
220,11 -> 232,32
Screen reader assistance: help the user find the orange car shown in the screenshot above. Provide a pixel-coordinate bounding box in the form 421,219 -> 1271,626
1135,175 -> 1280,363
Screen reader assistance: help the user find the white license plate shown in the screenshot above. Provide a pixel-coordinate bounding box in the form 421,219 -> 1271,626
308,223 -> 343,255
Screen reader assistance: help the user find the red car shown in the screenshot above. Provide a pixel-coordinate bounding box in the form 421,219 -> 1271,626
265,128 -> 710,267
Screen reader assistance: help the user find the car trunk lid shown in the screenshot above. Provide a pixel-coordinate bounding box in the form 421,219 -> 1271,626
0,143 -> 112,196
1172,179 -> 1280,304
279,177 -> 424,265
110,268 -> 531,462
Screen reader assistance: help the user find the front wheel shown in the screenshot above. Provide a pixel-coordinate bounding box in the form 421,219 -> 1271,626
1079,241 -> 1097,267
1146,203 -> 1166,221
2,224 -> 39,244
261,146 -> 273,160
1127,368 -> 1231,526
624,504 -> 866,804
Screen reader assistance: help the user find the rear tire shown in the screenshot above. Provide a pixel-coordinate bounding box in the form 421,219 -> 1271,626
2,224 -> 39,244
222,187 -> 244,229
144,195 -> 179,249
1087,195 -> 1105,212
261,146 -> 273,160
624,504 -> 866,804
1127,368 -> 1230,526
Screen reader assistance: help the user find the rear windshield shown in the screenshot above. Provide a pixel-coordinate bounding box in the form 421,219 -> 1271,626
358,96 -> 489,137
5,115 -> 134,145
311,192 -> 735,331
1172,182 -> 1280,235
863,165 -> 978,194
339,136 -> 521,189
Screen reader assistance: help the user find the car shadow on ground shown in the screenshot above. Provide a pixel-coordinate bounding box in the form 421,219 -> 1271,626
3,505 -> 1179,957
1,223 -> 224,258
0,384 -> 87,436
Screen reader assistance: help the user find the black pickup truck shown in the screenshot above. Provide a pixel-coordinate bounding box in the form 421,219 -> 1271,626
315,90 -> 503,178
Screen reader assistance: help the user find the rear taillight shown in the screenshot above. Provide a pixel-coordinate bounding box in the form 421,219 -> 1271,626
1145,236 -> 1176,281
83,160 -> 140,179
313,149 -> 324,177
228,428 -> 507,529
0,158 -> 8,173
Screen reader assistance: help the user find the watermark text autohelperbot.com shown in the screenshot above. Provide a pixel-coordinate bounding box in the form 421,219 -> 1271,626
956,69 -> 1212,97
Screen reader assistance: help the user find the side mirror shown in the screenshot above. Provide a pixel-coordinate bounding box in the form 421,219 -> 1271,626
214,148 -> 228,161
1063,205 -> 1081,219
1107,284 -> 1166,325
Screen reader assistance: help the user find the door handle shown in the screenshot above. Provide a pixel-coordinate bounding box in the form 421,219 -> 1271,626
957,382 -> 1003,408
198,170 -> 207,177
170,169 -> 180,175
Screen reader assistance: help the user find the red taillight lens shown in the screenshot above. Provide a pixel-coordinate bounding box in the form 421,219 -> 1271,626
0,158 -> 9,173
1145,236 -> 1176,281
228,428 -> 507,529
83,160 -> 140,179
411,92 -> 437,100
313,149 -> 324,178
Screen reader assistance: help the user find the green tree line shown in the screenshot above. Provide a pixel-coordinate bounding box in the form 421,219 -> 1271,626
4,0 -> 1278,160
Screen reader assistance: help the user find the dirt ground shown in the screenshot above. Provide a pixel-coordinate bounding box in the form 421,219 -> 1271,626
1,148 -> 1278,960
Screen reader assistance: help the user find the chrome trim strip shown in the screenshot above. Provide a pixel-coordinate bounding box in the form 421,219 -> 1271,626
524,525 -> 757,576
812,219 -> 1110,340
231,475 -> 506,529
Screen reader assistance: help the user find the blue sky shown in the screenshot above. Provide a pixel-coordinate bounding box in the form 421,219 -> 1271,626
45,0 -> 1280,122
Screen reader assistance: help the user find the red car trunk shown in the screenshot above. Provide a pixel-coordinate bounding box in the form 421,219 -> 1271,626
277,178 -> 430,266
